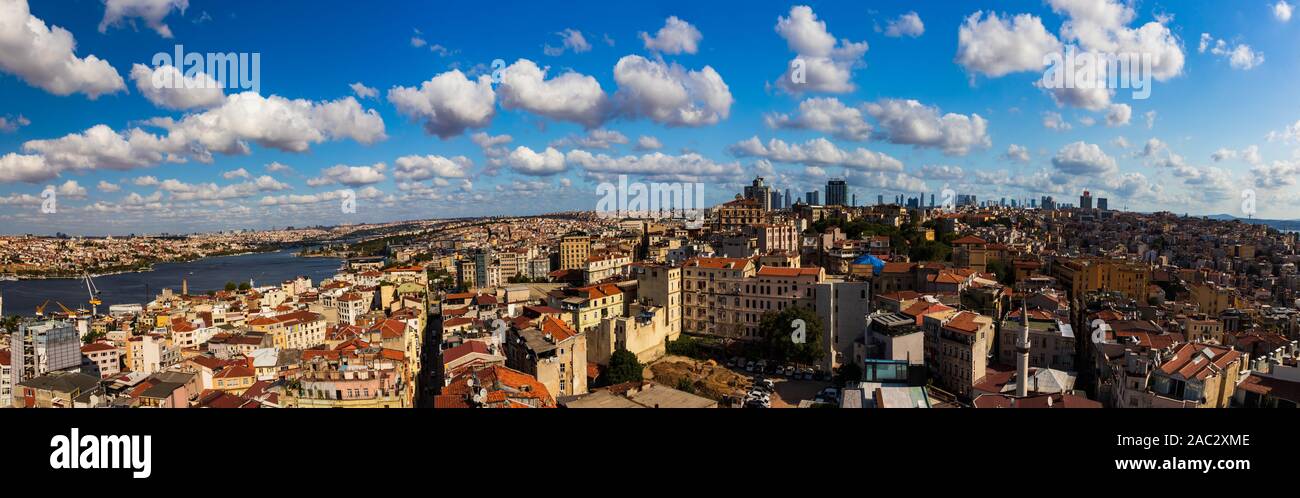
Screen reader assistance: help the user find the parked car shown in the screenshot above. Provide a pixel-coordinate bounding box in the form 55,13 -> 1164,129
801,368 -> 815,380
784,365 -> 796,377
813,369 -> 826,381
756,378 -> 775,391
745,360 -> 756,372
726,357 -> 738,367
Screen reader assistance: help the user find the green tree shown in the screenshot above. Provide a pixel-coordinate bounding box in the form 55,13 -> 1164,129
605,349 -> 644,385
224,281 -> 237,292
758,307 -> 824,365
238,282 -> 252,291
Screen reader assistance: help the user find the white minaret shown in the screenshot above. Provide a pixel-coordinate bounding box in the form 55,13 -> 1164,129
1015,302 -> 1031,398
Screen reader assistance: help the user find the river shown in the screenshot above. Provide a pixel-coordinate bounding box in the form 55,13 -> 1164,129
0,250 -> 342,317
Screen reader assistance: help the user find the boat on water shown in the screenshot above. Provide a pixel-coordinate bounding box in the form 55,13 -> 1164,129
0,274 -> 18,281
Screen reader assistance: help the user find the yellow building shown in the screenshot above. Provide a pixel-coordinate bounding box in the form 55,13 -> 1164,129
560,232 -> 592,270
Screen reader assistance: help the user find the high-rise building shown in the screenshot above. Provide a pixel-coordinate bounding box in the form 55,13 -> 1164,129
743,176 -> 772,211
826,179 -> 847,206
1080,190 -> 1094,210
1098,197 -> 1109,211
806,191 -> 820,205
10,320 -> 82,396
560,232 -> 591,270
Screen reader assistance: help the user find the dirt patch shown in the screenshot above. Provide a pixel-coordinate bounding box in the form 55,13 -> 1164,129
649,355 -> 751,401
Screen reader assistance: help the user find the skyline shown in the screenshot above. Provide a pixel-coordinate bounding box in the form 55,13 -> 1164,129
2,0 -> 1300,235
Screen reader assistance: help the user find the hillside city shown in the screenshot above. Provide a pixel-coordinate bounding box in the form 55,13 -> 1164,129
1,177 -> 1297,409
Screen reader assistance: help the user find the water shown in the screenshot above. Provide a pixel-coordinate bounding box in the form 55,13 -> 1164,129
0,250 -> 341,317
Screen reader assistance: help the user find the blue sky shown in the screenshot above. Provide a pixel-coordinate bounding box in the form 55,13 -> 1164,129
1,0 -> 1299,235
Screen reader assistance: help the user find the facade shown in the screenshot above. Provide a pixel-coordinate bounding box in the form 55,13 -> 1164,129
10,320 -> 82,390
504,316 -> 588,398
560,232 -> 592,270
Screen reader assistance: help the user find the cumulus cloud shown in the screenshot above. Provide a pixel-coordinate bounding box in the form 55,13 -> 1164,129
1051,141 -> 1118,176
222,167 -> 251,180
1252,159 -> 1300,188
1211,145 -> 1262,165
393,154 -> 472,180
1276,1 -> 1294,22
729,136 -> 903,171
1047,0 -> 1185,81
309,163 -> 386,187
1004,144 -> 1031,162
506,146 -> 567,176
16,92 -> 385,181
98,0 -> 187,38
956,11 -> 1061,78
764,97 -> 872,141
1199,33 -> 1264,70
864,99 -> 990,155
497,59 -> 609,127
640,16 -> 703,54
550,129 -> 628,150
884,12 -> 925,38
612,55 -> 732,127
349,82 -> 378,99
917,165 -> 965,180
1043,111 -> 1072,131
129,63 -> 225,110
0,0 -> 125,98
566,149 -> 743,183
388,69 -> 496,138
774,5 -> 868,94
0,114 -> 29,133
544,28 -> 592,56
634,135 -> 663,151
97,180 -> 121,192
1105,103 -> 1131,126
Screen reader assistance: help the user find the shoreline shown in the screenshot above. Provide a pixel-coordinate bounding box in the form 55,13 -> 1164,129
1,247 -> 325,281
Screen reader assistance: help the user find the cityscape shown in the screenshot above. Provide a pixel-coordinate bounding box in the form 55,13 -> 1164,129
0,0 -> 1298,415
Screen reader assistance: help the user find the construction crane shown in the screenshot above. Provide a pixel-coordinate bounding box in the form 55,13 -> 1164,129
84,272 -> 102,316
55,301 -> 89,318
34,299 -> 50,317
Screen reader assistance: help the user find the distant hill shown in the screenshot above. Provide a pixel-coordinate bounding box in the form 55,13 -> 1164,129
1206,214 -> 1300,232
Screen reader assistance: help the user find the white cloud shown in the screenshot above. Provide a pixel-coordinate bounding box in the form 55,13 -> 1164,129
566,149 -> 743,182
265,162 -> 292,173
764,97 -> 872,141
96,180 -> 121,192
550,129 -> 629,150
52,179 -> 86,198
1200,33 -> 1265,70
1105,103 -> 1131,127
388,69 -> 496,138
393,154 -> 472,180
635,135 -> 662,151
729,136 -> 903,172
0,0 -> 125,98
956,11 -> 1061,78
640,16 -> 702,54
774,5 -> 868,94
1211,145 -> 1262,165
1047,0 -> 1185,81
544,28 -> 591,56
1043,111 -> 1072,131
471,132 -> 513,149
1052,141 -> 1118,176
0,152 -> 54,183
1252,159 -> 1300,188
0,114 -> 29,132
497,59 -> 609,127
222,167 -> 251,180
884,12 -> 925,38
1004,144 -> 1031,162
864,99 -> 990,155
310,163 -> 387,187
349,82 -> 378,99
129,63 -> 225,110
917,165 -> 965,180
99,0 -> 188,38
1275,1 -> 1293,22
1144,110 -> 1157,129
612,55 -> 732,127
507,146 -> 567,176
132,175 -> 159,186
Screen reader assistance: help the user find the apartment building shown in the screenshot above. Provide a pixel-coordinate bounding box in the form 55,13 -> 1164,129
632,263 -> 681,339
681,257 -> 756,338
547,284 -> 625,334
560,232 -> 592,270
248,311 -> 327,350
998,310 -> 1076,372
504,316 -> 587,398
1142,343 -> 1244,408
927,310 -> 994,398
288,348 -> 411,408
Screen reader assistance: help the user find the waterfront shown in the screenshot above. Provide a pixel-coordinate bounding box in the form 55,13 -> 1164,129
0,250 -> 341,316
